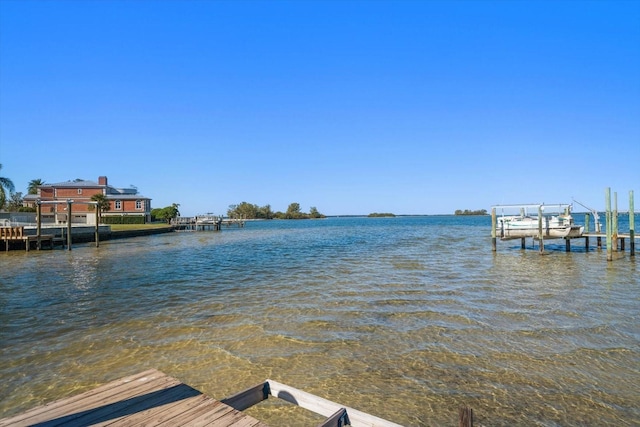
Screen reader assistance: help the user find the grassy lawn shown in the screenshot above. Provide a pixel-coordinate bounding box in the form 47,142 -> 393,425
109,223 -> 172,231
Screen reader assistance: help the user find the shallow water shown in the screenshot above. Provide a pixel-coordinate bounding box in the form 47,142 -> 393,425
1,216 -> 638,426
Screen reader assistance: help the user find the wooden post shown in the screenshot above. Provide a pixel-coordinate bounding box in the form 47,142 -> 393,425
95,203 -> 100,247
584,213 -> 590,251
606,188 -> 612,261
521,237 -> 526,250
67,200 -> 72,251
491,208 -> 497,252
36,201 -> 42,250
613,191 -> 618,251
538,205 -> 544,254
565,238 -> 571,252
459,406 -> 473,427
629,190 -> 635,257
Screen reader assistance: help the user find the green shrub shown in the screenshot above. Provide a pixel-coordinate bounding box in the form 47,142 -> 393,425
101,215 -> 145,224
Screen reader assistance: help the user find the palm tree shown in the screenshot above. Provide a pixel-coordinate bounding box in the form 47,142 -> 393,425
0,164 -> 15,210
90,193 -> 111,223
28,178 -> 45,195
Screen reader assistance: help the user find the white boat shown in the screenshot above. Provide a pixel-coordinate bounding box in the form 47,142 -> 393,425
196,216 -> 220,225
495,204 -> 584,240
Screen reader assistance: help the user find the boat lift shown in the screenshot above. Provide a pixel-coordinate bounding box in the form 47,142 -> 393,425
492,203 -> 573,218
572,199 -> 602,233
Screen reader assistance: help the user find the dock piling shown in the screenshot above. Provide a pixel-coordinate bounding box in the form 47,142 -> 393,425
538,205 -> 544,253
491,208 -> 497,252
584,213 -> 590,251
95,205 -> 100,247
459,406 -> 474,427
630,191 -> 635,257
67,200 -> 72,250
614,192 -> 619,252
606,188 -> 612,261
36,201 -> 42,250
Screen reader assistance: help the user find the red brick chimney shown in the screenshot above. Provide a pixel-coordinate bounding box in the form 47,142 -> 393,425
98,176 -> 108,186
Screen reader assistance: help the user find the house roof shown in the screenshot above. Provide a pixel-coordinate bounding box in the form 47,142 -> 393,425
106,194 -> 150,200
44,180 -> 102,187
32,179 -> 151,201
24,193 -> 150,201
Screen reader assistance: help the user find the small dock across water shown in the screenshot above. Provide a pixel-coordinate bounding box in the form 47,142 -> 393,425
172,216 -> 246,232
491,188 -> 636,261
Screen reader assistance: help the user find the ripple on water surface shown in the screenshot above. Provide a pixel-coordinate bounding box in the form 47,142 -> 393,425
1,217 -> 639,425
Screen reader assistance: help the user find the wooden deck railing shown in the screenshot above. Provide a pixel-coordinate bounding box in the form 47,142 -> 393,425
221,379 -> 403,427
1,226 -> 55,251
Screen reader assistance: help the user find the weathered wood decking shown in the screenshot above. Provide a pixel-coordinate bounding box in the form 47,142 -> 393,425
0,370 -> 405,427
0,369 -> 268,427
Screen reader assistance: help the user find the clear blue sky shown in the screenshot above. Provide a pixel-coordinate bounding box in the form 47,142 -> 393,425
1,0 -> 638,216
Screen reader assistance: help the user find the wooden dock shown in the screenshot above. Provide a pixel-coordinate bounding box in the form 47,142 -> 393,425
0,369 -> 268,427
172,216 -> 223,232
0,369 -> 404,427
172,216 -> 246,232
0,226 -> 57,251
491,190 -> 636,260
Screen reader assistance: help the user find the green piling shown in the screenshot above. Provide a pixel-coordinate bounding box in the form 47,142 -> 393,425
630,191 -> 635,257
606,188 -> 612,261
614,192 -> 619,251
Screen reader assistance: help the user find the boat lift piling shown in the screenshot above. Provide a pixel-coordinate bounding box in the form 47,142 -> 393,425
491,207 -> 497,252
606,188 -> 613,261
614,190 -> 619,252
537,205 -> 544,253
36,199 -> 100,250
584,213 -> 590,250
630,190 -> 635,257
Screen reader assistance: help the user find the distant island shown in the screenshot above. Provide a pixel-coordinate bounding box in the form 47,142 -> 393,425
454,209 -> 488,215
227,201 -> 325,219
368,213 -> 396,217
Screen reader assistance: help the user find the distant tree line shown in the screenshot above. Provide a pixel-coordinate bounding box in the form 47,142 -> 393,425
454,209 -> 488,215
151,203 -> 180,223
227,202 -> 325,219
368,213 -> 396,217
0,166 -> 41,212
0,167 -> 327,223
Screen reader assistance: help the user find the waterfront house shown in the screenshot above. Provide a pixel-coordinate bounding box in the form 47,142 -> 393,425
23,176 -> 152,224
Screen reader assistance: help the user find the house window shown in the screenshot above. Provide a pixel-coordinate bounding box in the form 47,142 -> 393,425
77,189 -> 82,195
115,200 -> 122,210
136,200 -> 142,210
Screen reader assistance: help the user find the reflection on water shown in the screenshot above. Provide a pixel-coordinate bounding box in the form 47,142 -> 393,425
1,216 -> 638,426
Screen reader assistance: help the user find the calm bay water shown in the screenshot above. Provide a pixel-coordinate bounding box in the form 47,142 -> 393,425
1,216 -> 638,426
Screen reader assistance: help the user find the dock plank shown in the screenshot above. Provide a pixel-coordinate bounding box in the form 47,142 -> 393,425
3,370 -> 177,425
97,394 -> 211,426
172,401 -> 233,427
0,370 -> 268,427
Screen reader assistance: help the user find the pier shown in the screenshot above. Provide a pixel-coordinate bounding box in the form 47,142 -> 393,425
0,226 -> 58,251
491,188 -> 636,260
172,215 -> 223,231
172,216 -> 246,232
0,369 -> 403,427
1,209 -> 245,252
